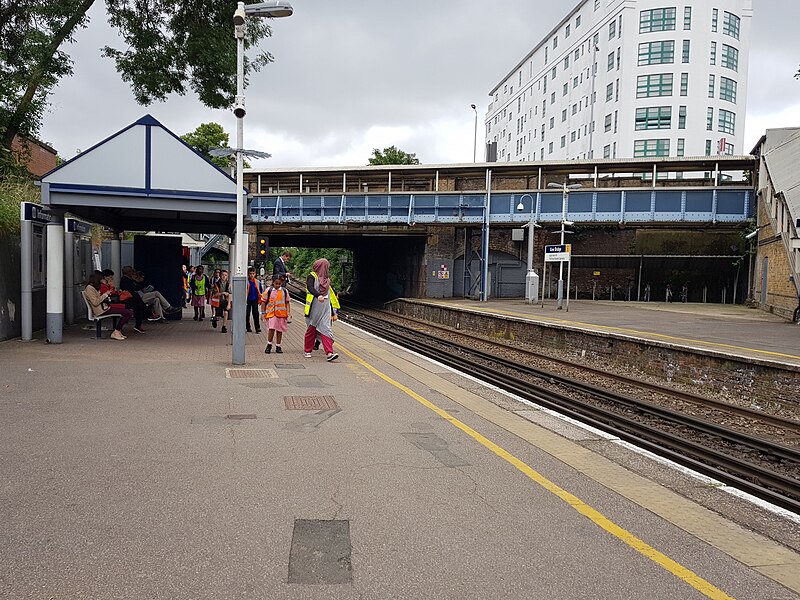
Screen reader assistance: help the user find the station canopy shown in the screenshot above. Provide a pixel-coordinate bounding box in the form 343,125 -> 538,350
40,115 -> 243,234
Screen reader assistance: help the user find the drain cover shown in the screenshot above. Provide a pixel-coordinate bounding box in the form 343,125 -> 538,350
284,395 -> 338,410
226,368 -> 278,379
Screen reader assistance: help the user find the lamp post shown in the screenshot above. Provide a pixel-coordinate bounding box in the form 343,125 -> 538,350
547,181 -> 581,309
232,0 -> 293,365
471,104 -> 478,162
516,194 -> 541,303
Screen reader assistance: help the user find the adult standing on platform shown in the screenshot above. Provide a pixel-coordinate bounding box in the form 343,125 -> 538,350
303,258 -> 340,362
273,250 -> 292,283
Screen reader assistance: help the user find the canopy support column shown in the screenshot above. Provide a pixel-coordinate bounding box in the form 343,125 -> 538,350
46,210 -> 66,343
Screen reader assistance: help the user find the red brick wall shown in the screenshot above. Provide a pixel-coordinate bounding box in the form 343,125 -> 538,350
11,136 -> 58,178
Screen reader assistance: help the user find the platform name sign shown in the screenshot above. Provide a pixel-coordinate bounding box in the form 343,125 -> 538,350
67,219 -> 92,235
21,202 -> 55,223
544,244 -> 571,262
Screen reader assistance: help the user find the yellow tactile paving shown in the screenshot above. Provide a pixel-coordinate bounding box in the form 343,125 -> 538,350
337,326 -> 800,596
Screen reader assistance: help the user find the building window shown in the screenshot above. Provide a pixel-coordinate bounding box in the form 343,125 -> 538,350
607,51 -> 615,71
566,24 -> 571,38
634,139 -> 670,157
563,83 -> 568,96
553,36 -> 558,49
708,74 -> 715,98
707,107 -> 714,131
593,32 -> 600,48
721,44 -> 739,71
722,142 -> 734,155
635,106 -> 672,130
678,106 -> 687,129
606,82 -> 614,101
609,19 -> 617,39
614,110 -> 618,133
561,135 -> 566,148
639,8 -> 676,33
549,116 -> 555,129
712,8 -> 718,32
682,40 -> 690,63
573,76 -> 579,89
638,40 -> 675,65
570,131 -> 577,142
718,109 -> 736,134
603,145 -> 611,158
616,48 -> 621,70
551,91 -> 556,104
595,0 -> 600,10
551,66 -> 557,79
564,55 -> 570,69
705,139 -> 712,155
548,142 -> 554,154
684,7 -> 692,30
680,73 -> 689,96
575,48 -> 581,61
604,114 -> 612,132
723,12 -> 740,39
545,46 -> 548,64
572,103 -> 578,115
576,15 -> 581,27
719,77 -> 737,103
677,138 -> 685,156
637,73 -> 673,97
562,108 -> 568,122
710,41 -> 717,65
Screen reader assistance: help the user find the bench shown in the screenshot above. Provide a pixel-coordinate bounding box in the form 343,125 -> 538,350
81,291 -> 120,339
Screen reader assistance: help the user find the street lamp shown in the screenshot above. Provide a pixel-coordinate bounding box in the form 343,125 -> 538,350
232,0 -> 293,365
471,104 -> 478,162
547,181 -> 582,309
516,194 -> 541,303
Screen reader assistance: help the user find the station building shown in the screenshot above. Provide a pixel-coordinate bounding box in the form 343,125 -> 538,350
484,0 -> 752,162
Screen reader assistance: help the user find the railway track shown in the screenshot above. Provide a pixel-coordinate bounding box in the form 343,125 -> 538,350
334,301 -> 800,515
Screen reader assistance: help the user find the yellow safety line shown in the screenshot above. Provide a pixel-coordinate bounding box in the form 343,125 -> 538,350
338,342 -> 737,600
445,304 -> 800,361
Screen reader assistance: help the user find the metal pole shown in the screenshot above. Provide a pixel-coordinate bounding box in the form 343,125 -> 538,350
232,3 -> 247,364
20,206 -> 33,341
64,226 -> 74,325
480,169 -> 492,301
46,214 -> 65,343
471,104 -> 478,162
565,257 -> 572,312
557,185 -> 566,309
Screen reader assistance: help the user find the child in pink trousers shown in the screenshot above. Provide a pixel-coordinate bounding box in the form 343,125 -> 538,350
261,275 -> 291,354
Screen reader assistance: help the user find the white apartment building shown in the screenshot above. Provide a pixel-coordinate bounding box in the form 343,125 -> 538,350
485,0 -> 752,162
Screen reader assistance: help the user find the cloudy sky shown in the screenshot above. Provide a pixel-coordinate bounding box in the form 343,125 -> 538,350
42,0 -> 800,168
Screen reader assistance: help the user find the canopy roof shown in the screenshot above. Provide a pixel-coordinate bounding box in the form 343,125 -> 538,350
40,115 -> 243,234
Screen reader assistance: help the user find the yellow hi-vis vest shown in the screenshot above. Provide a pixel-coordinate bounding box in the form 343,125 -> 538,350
261,287 -> 288,318
304,272 -> 340,316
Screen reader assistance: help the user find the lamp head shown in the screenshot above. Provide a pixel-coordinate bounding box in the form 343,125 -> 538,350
471,104 -> 476,110
233,5 -> 246,25
563,220 -> 575,226
245,0 -> 294,18
516,202 -> 525,211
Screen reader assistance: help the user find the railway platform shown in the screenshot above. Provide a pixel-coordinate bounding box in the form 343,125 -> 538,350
2,311 -> 799,599
403,299 -> 800,367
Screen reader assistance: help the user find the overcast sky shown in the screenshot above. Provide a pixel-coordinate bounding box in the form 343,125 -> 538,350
42,0 -> 800,168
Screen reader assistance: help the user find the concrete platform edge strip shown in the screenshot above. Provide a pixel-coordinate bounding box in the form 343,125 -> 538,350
337,324 -> 800,597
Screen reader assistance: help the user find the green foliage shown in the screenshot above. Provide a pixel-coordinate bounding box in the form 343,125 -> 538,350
1,1 -> 275,151
181,122 -> 232,170
0,169 -> 39,235
368,146 -> 420,165
269,246 -> 348,292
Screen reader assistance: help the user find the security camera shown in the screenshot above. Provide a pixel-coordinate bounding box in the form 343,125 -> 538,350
233,100 -> 246,118
745,230 -> 758,240
233,6 -> 246,25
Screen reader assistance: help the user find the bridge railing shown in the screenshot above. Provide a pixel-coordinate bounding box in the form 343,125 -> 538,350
250,187 -> 752,225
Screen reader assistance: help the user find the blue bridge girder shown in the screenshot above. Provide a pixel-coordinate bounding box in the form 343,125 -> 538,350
249,187 -> 752,225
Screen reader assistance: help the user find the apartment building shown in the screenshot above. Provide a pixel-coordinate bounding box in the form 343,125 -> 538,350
485,0 -> 752,162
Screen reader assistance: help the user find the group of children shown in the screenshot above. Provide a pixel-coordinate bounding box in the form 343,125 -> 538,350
183,259 -> 340,362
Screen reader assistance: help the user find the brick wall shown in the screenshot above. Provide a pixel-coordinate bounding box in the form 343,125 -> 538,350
752,203 -> 799,320
11,136 -> 57,178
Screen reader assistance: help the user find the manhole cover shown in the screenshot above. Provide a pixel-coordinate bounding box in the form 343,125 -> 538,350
226,368 -> 278,379
226,414 -> 257,420
284,395 -> 338,410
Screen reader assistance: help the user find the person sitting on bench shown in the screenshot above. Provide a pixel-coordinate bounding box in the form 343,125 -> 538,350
120,266 -> 181,320
85,272 -> 132,341
100,269 -> 148,334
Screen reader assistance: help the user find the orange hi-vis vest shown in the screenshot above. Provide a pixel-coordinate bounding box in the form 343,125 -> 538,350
261,287 -> 288,318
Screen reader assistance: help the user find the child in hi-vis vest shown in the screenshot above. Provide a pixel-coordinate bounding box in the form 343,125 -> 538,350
261,274 -> 291,354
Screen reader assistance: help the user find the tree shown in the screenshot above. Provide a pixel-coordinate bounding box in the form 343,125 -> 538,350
0,1 -> 276,165
181,122 -> 233,170
368,146 -> 420,165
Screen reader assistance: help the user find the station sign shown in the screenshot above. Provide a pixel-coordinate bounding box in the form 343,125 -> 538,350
67,219 -> 92,235
544,244 -> 571,262
21,202 -> 55,223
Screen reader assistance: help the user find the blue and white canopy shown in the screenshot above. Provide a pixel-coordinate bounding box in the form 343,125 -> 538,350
40,115 -> 245,234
